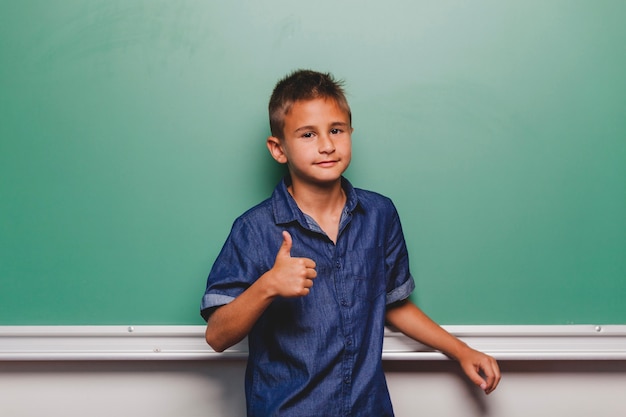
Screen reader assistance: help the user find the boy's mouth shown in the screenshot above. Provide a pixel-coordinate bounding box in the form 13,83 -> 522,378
316,160 -> 339,167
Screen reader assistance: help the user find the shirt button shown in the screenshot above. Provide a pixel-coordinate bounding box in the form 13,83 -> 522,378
341,299 -> 348,307
346,338 -> 353,346
335,261 -> 341,269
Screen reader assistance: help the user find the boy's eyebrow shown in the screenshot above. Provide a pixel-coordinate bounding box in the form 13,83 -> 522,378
294,125 -> 316,133
293,121 -> 350,133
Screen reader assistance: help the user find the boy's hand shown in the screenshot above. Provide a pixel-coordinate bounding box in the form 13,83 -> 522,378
268,231 -> 317,298
457,347 -> 501,395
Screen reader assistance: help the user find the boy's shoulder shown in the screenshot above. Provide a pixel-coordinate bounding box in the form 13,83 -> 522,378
352,186 -> 396,211
353,186 -> 391,202
234,196 -> 274,224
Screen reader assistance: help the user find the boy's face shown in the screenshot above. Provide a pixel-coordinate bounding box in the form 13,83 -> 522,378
267,98 -> 352,188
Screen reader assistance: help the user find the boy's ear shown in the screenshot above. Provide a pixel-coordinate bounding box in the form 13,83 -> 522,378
267,136 -> 288,164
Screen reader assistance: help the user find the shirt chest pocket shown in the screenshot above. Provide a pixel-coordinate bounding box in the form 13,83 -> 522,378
350,247 -> 386,302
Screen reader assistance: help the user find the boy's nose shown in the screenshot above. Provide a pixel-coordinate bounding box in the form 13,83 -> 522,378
318,134 -> 335,153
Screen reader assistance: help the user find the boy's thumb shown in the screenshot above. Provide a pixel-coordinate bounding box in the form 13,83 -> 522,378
278,231 -> 292,257
464,365 -> 488,391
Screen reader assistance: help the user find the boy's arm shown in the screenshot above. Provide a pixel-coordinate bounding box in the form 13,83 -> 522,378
385,299 -> 501,394
205,231 -> 316,352
204,271 -> 277,353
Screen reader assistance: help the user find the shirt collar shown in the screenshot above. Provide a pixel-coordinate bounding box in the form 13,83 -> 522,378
272,175 -> 360,227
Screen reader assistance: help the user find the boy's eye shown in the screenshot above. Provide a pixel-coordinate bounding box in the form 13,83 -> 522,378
301,132 -> 316,139
330,128 -> 342,135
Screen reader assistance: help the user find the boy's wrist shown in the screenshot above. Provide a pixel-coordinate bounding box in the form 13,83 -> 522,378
257,270 -> 280,300
446,339 -> 472,362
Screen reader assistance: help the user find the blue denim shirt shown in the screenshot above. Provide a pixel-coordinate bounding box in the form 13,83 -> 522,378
201,176 -> 415,417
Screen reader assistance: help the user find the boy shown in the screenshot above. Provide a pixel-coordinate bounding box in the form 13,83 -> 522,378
201,69 -> 500,416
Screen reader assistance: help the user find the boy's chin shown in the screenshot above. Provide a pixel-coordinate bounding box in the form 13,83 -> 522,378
293,175 -> 343,188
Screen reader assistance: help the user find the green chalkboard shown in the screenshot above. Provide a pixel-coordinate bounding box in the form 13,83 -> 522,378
1,1 -> 625,325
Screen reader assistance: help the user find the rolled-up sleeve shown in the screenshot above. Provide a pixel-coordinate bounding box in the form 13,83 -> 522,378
384,204 -> 415,305
200,216 -> 268,319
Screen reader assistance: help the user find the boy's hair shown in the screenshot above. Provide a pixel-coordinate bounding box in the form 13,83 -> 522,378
269,69 -> 352,139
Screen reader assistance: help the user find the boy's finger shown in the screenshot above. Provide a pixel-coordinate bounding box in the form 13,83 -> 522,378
303,258 -> 316,270
471,370 -> 488,391
306,263 -> 317,278
461,362 -> 488,392
483,361 -> 501,394
277,231 -> 292,257
475,361 -> 500,394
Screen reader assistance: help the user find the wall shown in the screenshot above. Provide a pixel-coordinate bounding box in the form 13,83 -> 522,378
2,355 -> 626,416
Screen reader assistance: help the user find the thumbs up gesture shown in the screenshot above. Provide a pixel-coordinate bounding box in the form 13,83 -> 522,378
269,231 -> 317,298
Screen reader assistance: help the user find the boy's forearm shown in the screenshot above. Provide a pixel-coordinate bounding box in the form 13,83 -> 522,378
385,300 -> 469,360
386,300 -> 502,394
205,272 -> 276,352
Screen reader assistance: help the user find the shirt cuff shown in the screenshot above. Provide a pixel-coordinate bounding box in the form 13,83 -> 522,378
201,293 -> 235,311
386,275 -> 415,305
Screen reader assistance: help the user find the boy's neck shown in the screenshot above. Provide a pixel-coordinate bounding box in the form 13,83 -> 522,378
288,179 -> 346,242
288,177 -> 344,209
